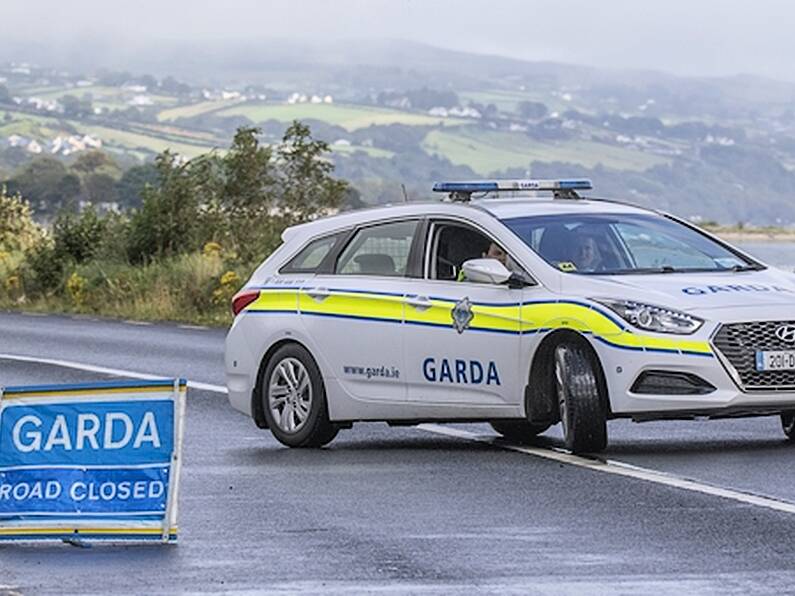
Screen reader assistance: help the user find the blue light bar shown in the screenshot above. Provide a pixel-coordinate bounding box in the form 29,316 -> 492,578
432,178 -> 592,193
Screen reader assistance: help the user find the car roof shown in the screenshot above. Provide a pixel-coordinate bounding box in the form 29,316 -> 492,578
282,196 -> 656,241
473,197 -> 656,219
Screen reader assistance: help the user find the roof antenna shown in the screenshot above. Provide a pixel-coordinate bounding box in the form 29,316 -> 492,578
401,183 -> 409,203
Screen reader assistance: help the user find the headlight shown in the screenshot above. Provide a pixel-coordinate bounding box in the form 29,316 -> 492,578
594,298 -> 703,335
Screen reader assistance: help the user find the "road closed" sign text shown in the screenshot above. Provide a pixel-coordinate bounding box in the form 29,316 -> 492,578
0,379 -> 186,543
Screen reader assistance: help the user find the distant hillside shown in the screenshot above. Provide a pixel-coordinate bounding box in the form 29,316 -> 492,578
3,38 -> 795,225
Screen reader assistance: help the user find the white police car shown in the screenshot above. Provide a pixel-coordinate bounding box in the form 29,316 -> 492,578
225,179 -> 795,453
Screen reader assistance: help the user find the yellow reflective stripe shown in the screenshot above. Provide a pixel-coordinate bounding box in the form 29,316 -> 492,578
248,289 -> 299,312
245,288 -> 712,355
401,299 -> 522,332
298,291 -> 403,322
0,527 -> 178,535
520,303 -> 624,337
3,386 -> 169,400
519,302 -> 711,355
606,332 -> 712,355
471,304 -> 523,333
403,298 -> 452,327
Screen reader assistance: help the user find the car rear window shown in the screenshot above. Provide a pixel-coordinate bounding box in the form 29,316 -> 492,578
280,233 -> 343,273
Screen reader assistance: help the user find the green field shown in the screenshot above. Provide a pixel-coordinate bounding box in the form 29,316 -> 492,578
157,100 -> 239,122
459,90 -> 583,115
422,128 -> 670,175
78,124 -> 216,158
212,102 -> 465,131
0,111 -> 74,140
29,85 -> 179,110
331,143 -> 394,159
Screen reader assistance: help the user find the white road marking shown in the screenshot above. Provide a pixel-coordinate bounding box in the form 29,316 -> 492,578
0,353 -> 228,394
5,352 -> 795,515
418,423 -> 795,515
178,324 -> 210,331
123,320 -> 153,326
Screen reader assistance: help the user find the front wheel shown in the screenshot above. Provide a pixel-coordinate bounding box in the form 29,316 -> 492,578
490,420 -> 550,443
554,343 -> 608,454
261,344 -> 338,448
781,412 -> 795,441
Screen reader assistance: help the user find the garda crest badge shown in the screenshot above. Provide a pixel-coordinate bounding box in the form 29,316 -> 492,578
451,297 -> 474,334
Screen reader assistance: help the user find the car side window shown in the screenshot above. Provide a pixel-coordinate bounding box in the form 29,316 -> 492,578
428,222 -> 514,281
280,233 -> 343,274
335,220 -> 419,277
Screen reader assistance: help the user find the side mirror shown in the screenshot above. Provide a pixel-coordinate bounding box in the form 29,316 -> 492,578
462,258 -> 512,285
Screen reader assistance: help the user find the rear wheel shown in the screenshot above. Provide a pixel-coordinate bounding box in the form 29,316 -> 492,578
781,412 -> 795,441
554,343 -> 607,453
490,420 -> 550,443
261,344 -> 338,448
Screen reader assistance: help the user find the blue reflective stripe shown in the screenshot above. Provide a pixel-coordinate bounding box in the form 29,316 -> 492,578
325,287 -> 406,298
0,532 -> 177,541
300,311 -> 403,325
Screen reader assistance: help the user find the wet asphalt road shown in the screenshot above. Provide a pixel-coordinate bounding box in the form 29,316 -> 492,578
2,312 -> 795,594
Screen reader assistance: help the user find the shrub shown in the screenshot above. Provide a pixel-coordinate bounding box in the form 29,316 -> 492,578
0,187 -> 43,252
20,240 -> 64,296
65,271 -> 87,307
53,206 -> 107,263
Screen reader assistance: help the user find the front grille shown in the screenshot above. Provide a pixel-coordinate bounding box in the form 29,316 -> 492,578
712,321 -> 795,390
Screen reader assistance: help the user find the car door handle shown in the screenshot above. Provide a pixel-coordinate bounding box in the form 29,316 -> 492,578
406,295 -> 432,310
306,287 -> 331,301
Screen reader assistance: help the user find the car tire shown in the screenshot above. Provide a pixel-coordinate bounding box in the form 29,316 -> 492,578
554,343 -> 608,453
261,343 -> 338,448
490,420 -> 550,443
781,412 -> 795,441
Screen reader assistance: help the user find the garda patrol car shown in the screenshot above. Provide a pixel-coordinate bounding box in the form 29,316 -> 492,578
225,179 -> 795,453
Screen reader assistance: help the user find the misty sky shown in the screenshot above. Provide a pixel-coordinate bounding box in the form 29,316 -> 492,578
2,0 -> 795,81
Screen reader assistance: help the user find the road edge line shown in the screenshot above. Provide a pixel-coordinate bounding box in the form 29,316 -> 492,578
0,353 -> 228,394
417,423 -> 795,516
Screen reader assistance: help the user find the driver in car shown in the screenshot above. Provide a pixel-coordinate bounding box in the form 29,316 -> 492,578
457,242 -> 509,281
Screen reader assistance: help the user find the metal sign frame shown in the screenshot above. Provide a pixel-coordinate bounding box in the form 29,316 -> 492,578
0,378 -> 187,544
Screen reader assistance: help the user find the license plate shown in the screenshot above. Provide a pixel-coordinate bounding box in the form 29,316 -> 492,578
756,350 -> 795,371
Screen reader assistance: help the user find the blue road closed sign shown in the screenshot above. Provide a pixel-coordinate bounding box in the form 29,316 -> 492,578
0,378 -> 186,543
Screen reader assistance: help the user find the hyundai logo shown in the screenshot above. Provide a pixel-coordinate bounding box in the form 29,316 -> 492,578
775,325 -> 795,343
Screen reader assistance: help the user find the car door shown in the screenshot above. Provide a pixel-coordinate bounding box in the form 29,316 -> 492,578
403,219 -> 527,406
298,218 -> 422,403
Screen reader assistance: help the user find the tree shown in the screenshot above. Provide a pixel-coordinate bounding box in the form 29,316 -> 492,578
84,173 -> 120,204
71,150 -> 120,177
517,101 -> 548,120
97,70 -> 132,86
277,121 -> 347,226
223,126 -> 278,216
126,151 -> 200,262
6,157 -> 82,214
0,84 -> 11,104
208,126 -> 280,260
160,75 -> 191,96
116,163 -> 160,209
61,94 -> 93,118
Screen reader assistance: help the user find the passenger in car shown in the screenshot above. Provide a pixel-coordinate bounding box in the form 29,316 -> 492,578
572,233 -> 604,272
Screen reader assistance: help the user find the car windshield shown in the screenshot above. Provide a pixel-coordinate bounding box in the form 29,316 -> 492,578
502,212 -> 760,275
